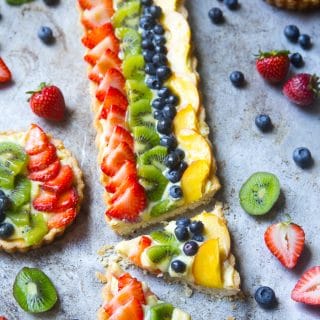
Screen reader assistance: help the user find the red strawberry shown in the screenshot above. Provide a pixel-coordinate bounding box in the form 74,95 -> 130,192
81,1 -> 114,29
28,159 -> 60,182
108,298 -> 144,320
283,73 -> 319,107
0,57 -> 12,83
99,101 -> 125,120
27,83 -> 65,121
28,143 -> 57,172
118,273 -> 135,291
0,317 -> 8,320
103,87 -> 128,111
100,105 -> 126,141
78,0 -> 99,10
108,126 -> 134,151
25,124 -> 49,155
48,208 -> 77,229
55,187 -> 79,212
264,221 -> 305,269
42,165 -> 74,194
256,50 -> 290,83
81,23 -> 113,49
33,189 -> 58,212
130,236 -> 152,268
96,68 -> 126,101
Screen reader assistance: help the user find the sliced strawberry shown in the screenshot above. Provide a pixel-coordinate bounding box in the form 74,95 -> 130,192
0,57 -> 12,83
96,68 -> 126,101
48,208 -> 77,229
81,2 -> 114,30
33,189 -> 58,212
108,298 -> 144,320
106,160 -> 137,193
28,160 -> 60,182
101,105 -> 127,141
78,0 -> 99,11
118,273 -> 135,291
28,143 -> 57,172
291,266 -> 320,305
103,87 -> 128,111
101,142 -> 135,177
54,187 -> 79,212
25,124 -> 49,155
42,165 -> 74,194
264,221 -> 305,269
99,100 -> 125,120
108,126 -> 134,151
81,22 -> 113,49
130,236 -> 152,268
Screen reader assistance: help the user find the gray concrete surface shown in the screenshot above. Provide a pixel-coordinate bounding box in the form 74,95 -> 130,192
0,0 -> 320,319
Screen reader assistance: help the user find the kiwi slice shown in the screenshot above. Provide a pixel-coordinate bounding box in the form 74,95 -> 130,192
116,28 -> 142,57
22,213 -> 48,246
146,245 -> 180,264
13,267 -> 57,313
128,100 -> 155,129
6,204 -> 31,227
114,0 -> 136,9
239,172 -> 280,216
122,55 -> 145,80
139,165 -> 168,202
0,142 -> 28,176
0,164 -> 15,189
112,1 -> 141,29
126,80 -> 152,104
150,230 -> 177,245
139,146 -> 167,171
150,200 -> 176,218
133,127 -> 160,155
149,303 -> 174,320
9,175 -> 31,210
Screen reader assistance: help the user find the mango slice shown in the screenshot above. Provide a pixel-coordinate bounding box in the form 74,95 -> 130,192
173,105 -> 198,136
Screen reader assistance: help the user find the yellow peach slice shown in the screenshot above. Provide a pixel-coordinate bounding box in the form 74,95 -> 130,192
173,105 -> 198,136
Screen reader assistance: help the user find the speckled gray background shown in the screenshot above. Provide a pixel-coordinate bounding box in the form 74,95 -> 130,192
0,0 -> 320,319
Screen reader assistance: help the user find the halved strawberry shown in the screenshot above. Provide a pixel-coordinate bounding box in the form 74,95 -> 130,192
118,273 -> 134,291
81,23 -> 113,49
101,142 -> 135,177
54,187 -> 79,212
48,208 -> 77,229
0,57 -> 12,83
291,266 -> 320,305
33,189 -> 57,212
25,124 -> 49,155
103,87 -> 128,111
28,143 -> 57,172
105,160 -> 137,193
264,221 -> 305,269
42,165 -> 74,194
130,236 -> 152,268
78,0 -> 99,10
108,298 -> 144,320
101,105 -> 127,141
28,159 -> 60,182
96,68 -> 126,101
99,101 -> 125,120
108,126 -> 134,151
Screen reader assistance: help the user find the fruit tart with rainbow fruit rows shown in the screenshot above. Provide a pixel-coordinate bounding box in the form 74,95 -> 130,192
0,124 -> 84,253
78,0 -> 220,235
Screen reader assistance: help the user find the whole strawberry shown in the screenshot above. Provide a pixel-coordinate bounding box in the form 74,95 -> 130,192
283,73 -> 319,107
256,50 -> 290,83
27,83 -> 65,121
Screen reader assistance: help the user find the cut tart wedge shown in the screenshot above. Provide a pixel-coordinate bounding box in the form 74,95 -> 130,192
78,0 -> 220,235
97,262 -> 191,320
101,203 -> 240,297
0,124 -> 84,253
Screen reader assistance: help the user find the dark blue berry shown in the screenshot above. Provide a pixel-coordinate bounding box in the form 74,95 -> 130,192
192,234 -> 204,242
166,169 -> 182,183
147,5 -> 162,19
229,71 -> 245,87
141,39 -> 154,50
157,118 -> 172,135
142,30 -> 154,40
38,26 -> 54,44
162,104 -> 177,119
43,0 -> 59,6
146,76 -> 162,90
174,149 -> 185,161
166,94 -> 179,106
154,34 -> 166,46
145,63 -> 157,75
142,49 -> 155,63
152,53 -> 167,66
178,161 -> 188,174
155,45 -> 167,54
0,212 -> 5,224
0,223 -> 14,239
141,0 -> 152,6
176,217 -> 191,227
169,185 -> 183,199
164,152 -> 180,169
208,7 -> 224,24
174,226 -> 189,241
152,98 -> 165,109
156,65 -> 171,80
189,221 -> 204,235
293,147 -> 313,169
160,135 -> 177,150
255,286 -> 276,309
255,114 -> 272,132
153,24 -> 164,35
171,260 -> 186,273
153,110 -> 163,120
224,0 -> 238,10
284,25 -> 300,43
0,192 -> 10,213
290,53 -> 304,68
140,15 -> 155,30
183,241 -> 199,256
298,34 -> 312,50
158,87 -> 171,98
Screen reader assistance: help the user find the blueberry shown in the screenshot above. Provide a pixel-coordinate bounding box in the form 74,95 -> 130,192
157,118 -> 172,135
141,0 -> 152,5
174,226 -> 189,241
208,7 -> 224,24
284,25 -> 300,43
166,169 -> 182,183
229,71 -> 245,87
158,87 -> 171,98
147,5 -> 162,19
141,38 -> 154,50
142,30 -> 154,40
224,0 -> 238,10
153,34 -> 166,46
140,15 -> 155,30
183,241 -> 199,256
152,98 -> 165,109
293,147 -> 313,169
164,152 -> 180,169
145,63 -> 157,75
142,49 -> 154,63
178,161 -> 188,174
169,185 -> 183,199
156,65 -> 171,80
0,193 -> 10,213
155,45 -> 167,54
166,94 -> 179,106
0,212 -> 5,224
43,0 -> 59,6
153,110 -> 163,120
298,34 -> 312,50
38,26 -> 54,44
162,104 -> 177,119
0,223 -> 14,239
189,221 -> 204,235
290,53 -> 304,68
160,135 -> 177,150
255,114 -> 272,132
174,149 -> 185,161
176,217 -> 191,227
152,53 -> 167,66
255,286 -> 276,309
171,260 -> 186,273
153,24 -> 164,35
146,76 -> 162,90
192,234 -> 204,242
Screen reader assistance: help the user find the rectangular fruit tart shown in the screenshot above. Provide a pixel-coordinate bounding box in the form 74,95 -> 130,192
78,0 -> 220,234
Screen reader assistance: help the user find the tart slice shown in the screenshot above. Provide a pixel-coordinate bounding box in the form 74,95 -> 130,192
0,124 -> 84,252
78,0 -> 220,234
98,262 -> 191,320
103,203 -> 240,296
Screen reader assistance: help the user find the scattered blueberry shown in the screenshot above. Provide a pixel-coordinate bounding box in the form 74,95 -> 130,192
166,169 -> 183,183
174,226 -> 189,241
160,135 -> 177,150
176,217 -> 191,227
0,223 -> 14,239
174,148 -> 185,161
290,53 -> 304,68
141,0 -> 152,6
189,221 -> 204,235
153,24 -> 164,35
145,63 -> 157,75
293,147 -> 313,169
146,76 -> 162,90
208,7 -> 224,24
229,71 -> 245,87
152,98 -> 165,110
156,65 -> 171,80
158,87 -> 171,98
183,241 -> 199,256
171,260 -> 186,273
157,118 -> 172,135
192,234 -> 204,242
255,286 -> 276,309
255,114 -> 272,132
142,49 -> 154,63
154,34 -> 166,46
162,104 -> 177,119
43,0 -> 59,6
224,0 -> 239,10
298,34 -> 312,50
166,94 -> 179,106
38,26 -> 54,44
140,15 -> 155,30
152,53 -> 167,66
164,152 -> 180,169
284,25 -> 300,42
169,185 -> 183,199
153,110 -> 163,120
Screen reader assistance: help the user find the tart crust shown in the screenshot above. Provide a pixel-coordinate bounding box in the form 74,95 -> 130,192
0,130 -> 84,253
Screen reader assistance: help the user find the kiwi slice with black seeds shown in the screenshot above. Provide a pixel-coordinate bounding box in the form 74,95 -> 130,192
133,126 -> 160,155
139,146 -> 167,171
112,1 -> 141,29
150,230 -> 177,245
22,213 -> 48,246
149,303 -> 174,320
146,245 -> 180,264
6,204 -> 31,227
129,100 -> 155,129
239,172 -> 280,216
0,164 -> 15,189
122,54 -> 145,80
116,28 -> 142,57
126,80 -> 152,104
150,199 -> 176,217
13,267 -> 57,313
9,175 -> 31,210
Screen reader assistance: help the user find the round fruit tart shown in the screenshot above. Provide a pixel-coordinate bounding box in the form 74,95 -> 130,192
0,124 -> 84,253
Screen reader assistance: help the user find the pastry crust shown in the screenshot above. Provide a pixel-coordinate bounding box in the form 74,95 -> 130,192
0,131 -> 84,253
266,0 -> 320,10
